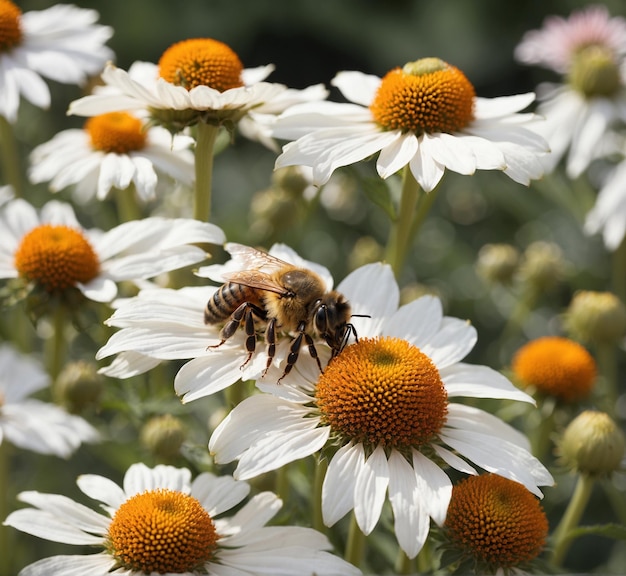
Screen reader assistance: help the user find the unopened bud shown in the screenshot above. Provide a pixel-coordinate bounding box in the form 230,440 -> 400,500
517,241 -> 564,293
558,410 -> 625,477
564,290 -> 626,345
140,414 -> 187,461
476,243 -> 520,285
55,360 -> 103,414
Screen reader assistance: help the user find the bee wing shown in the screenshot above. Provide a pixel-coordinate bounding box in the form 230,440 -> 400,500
225,243 -> 290,272
222,269 -> 289,295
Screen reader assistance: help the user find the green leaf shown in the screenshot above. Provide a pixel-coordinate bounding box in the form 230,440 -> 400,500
360,175 -> 396,220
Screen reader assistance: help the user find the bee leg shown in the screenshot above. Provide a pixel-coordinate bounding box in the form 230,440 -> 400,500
277,331 -> 303,383
263,318 -> 277,376
304,333 -> 323,373
240,304 -> 262,369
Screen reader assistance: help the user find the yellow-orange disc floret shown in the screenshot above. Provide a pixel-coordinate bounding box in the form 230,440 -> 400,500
85,112 -> 147,154
0,0 -> 23,52
107,489 -> 218,573
316,336 -> 448,448
370,58 -> 475,135
445,474 -> 548,569
512,336 -> 596,402
158,38 -> 244,92
14,225 -> 100,293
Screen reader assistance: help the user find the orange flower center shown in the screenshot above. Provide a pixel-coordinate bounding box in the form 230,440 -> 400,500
511,336 -> 596,402
158,38 -> 244,92
85,112 -> 147,154
107,489 -> 218,573
316,336 -> 448,448
14,224 -> 100,292
370,58 -> 475,135
445,474 -> 548,569
0,0 -> 22,51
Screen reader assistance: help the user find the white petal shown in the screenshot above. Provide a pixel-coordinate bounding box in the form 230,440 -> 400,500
426,133 -> 477,175
387,450 -> 429,559
77,275 -> 117,303
409,137 -> 445,192
474,93 -> 536,118
97,351 -> 161,379
445,403 -> 531,450
376,132 -> 419,178
76,474 -> 126,510
431,444 -> 477,475
441,362 -> 535,403
331,71 -> 380,106
123,462 -> 191,496
354,445 -> 389,535
440,429 -> 553,497
422,317 -> 476,369
322,442 -> 364,527
191,473 -> 250,517
411,450 -> 452,526
385,295 -> 442,348
14,553 -> 116,576
337,263 -> 398,337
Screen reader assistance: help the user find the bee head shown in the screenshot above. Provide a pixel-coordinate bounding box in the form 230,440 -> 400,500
312,293 -> 352,350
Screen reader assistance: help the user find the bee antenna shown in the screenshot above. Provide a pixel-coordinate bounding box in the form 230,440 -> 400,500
350,313 -> 371,319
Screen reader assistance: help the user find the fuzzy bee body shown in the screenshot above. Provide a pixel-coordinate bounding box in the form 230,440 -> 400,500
204,244 -> 357,381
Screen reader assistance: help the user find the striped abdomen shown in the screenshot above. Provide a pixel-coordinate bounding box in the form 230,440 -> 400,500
204,282 -> 262,324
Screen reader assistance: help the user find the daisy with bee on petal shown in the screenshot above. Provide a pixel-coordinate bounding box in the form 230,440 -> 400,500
68,40 -> 327,221
96,242 -> 341,403
209,262 -> 553,561
272,58 -> 548,276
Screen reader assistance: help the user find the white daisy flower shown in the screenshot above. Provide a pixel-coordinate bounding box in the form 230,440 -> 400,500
515,5 -> 626,178
4,462 -> 360,576
28,111 -> 194,204
238,83 -> 330,151
67,38 -> 288,133
209,263 -> 553,559
0,198 -> 225,303
273,58 -> 548,191
0,1 -> 113,123
584,150 -> 626,249
97,243 -> 334,402
0,344 -> 98,457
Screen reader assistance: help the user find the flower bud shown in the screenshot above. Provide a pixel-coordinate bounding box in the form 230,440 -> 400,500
564,290 -> 626,345
476,243 -> 520,285
568,45 -> 621,98
517,241 -> 565,293
558,410 -> 625,477
54,360 -> 103,414
140,414 -> 187,461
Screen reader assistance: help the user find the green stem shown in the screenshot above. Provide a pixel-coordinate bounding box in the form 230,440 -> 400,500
113,184 -> 142,222
385,167 -> 421,279
344,513 -> 366,568
0,114 -> 23,197
312,457 -> 328,533
530,397 -> 556,463
550,473 -> 595,569
0,442 -> 11,576
193,122 -> 220,222
45,303 -> 68,381
612,236 -> 626,304
595,342 -> 618,417
394,548 -> 416,574
274,462 -> 290,504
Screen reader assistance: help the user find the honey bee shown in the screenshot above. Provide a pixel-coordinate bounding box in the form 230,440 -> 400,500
204,244 -> 358,380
